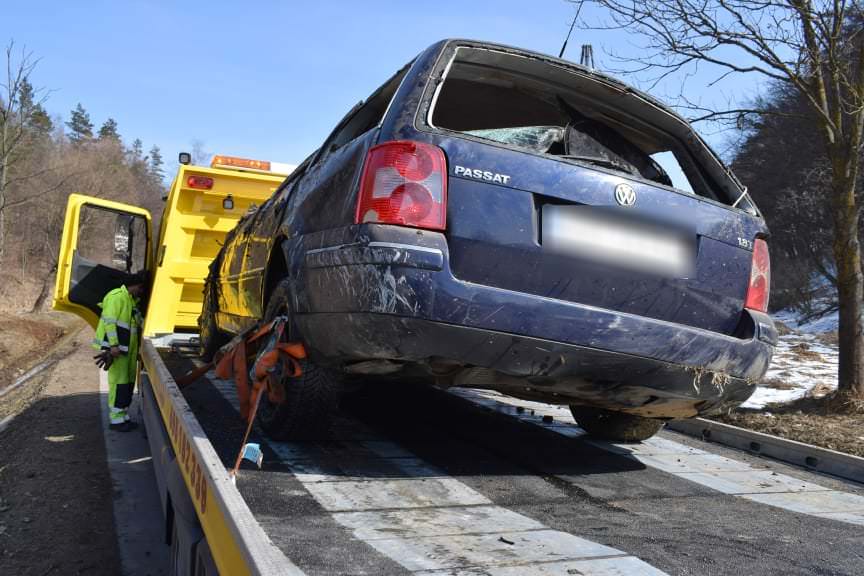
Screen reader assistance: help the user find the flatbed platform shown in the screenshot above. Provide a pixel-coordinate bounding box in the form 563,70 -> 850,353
151,345 -> 864,576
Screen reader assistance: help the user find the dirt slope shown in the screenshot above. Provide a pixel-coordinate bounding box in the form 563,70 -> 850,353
0,312 -> 81,393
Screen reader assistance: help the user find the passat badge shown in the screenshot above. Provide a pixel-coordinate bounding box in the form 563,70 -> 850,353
615,183 -> 636,207
454,165 -> 511,185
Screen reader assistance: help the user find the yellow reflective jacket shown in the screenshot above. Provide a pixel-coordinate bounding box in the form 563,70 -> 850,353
93,285 -> 142,354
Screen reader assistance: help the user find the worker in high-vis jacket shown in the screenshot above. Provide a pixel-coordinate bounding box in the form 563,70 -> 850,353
92,272 -> 148,432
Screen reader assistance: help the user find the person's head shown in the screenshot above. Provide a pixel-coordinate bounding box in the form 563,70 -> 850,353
127,271 -> 149,298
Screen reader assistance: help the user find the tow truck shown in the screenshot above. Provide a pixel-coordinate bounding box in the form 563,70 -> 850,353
53,154 -> 308,575
46,41 -> 864,575
47,150 -> 864,575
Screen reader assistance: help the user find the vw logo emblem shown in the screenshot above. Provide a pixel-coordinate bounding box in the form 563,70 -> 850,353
615,183 -> 636,207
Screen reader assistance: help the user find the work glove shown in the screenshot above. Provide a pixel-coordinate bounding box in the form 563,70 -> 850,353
94,350 -> 114,370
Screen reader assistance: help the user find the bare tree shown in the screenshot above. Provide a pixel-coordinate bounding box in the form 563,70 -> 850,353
190,139 -> 211,166
0,42 -> 49,264
732,83 -> 839,312
570,0 -> 864,403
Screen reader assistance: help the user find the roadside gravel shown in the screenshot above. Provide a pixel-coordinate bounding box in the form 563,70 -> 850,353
0,325 -> 122,575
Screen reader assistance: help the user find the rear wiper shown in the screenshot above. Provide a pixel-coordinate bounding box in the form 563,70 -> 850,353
559,154 -> 632,172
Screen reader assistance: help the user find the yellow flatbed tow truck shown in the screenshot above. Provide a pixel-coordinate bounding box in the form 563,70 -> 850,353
53,154 -> 306,575
50,153 -> 864,576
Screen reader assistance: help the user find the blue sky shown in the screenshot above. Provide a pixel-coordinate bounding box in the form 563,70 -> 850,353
2,0 -> 764,174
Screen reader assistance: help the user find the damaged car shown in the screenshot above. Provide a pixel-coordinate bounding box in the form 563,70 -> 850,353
199,39 -> 776,441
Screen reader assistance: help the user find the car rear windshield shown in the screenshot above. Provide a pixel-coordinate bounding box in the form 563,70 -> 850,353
427,46 -> 744,206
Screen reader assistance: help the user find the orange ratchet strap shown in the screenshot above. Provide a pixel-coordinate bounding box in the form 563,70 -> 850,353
176,317 -> 306,476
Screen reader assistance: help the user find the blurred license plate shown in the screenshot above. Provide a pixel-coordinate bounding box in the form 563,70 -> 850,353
542,205 -> 693,277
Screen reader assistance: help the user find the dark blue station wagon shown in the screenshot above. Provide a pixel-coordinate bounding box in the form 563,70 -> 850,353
200,39 -> 776,441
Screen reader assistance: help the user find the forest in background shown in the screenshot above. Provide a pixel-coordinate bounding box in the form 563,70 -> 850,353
0,56 -> 166,313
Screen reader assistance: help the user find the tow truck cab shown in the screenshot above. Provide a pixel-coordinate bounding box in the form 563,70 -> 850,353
52,155 -> 294,336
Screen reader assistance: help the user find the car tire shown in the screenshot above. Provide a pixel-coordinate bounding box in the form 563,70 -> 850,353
569,406 -> 664,442
199,281 -> 229,362
257,278 -> 340,440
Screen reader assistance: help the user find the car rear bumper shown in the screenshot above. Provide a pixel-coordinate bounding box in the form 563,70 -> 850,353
287,225 -> 776,417
297,313 -> 763,417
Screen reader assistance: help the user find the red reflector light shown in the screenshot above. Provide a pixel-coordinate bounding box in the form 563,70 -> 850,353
355,141 -> 447,231
186,175 -> 214,190
745,238 -> 770,313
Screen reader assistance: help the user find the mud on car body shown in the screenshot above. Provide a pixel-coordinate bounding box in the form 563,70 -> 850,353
201,39 -> 776,441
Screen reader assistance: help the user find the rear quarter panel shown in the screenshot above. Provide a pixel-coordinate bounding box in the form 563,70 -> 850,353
281,130 -> 378,238
279,42 -> 446,242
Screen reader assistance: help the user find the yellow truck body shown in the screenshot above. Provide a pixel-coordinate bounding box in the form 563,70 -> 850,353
146,164 -> 286,337
53,160 -> 289,337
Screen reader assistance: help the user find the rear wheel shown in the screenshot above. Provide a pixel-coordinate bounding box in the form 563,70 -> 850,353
257,279 -> 340,440
569,406 -> 664,442
199,281 -> 229,361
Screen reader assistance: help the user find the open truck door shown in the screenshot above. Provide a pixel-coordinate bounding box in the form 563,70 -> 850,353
53,193 -> 152,329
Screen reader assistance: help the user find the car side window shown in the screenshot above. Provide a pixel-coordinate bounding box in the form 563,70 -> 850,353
272,151 -> 316,205
324,65 -> 410,152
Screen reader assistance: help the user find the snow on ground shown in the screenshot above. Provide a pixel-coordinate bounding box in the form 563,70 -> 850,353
741,311 -> 838,410
772,308 -> 839,334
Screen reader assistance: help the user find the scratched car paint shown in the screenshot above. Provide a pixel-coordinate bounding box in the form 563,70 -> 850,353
200,39 -> 776,439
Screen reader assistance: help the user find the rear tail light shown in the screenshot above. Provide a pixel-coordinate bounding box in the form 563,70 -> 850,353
355,141 -> 447,231
186,175 -> 214,190
745,238 -> 770,312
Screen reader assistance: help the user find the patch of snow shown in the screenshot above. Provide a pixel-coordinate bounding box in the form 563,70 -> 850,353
796,311 -> 839,334
772,299 -> 838,334
742,386 -> 809,409
774,308 -> 839,334
741,315 -> 838,410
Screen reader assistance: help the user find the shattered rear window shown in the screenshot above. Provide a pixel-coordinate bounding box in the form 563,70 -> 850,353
465,126 -> 564,154
427,47 -> 735,204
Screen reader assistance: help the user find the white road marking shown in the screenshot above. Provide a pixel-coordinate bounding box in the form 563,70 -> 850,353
209,374 -> 667,575
365,529 -> 625,572
413,556 -> 671,575
333,506 -> 545,540
634,452 -> 767,473
451,388 -> 864,527
302,477 -> 491,512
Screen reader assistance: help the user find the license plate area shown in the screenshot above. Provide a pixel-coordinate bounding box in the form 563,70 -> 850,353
541,205 -> 694,277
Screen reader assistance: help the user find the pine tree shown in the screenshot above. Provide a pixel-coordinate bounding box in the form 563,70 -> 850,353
148,145 -> 164,182
17,79 -> 52,136
98,118 -> 120,141
127,138 -> 148,180
17,78 -> 35,118
129,138 -> 143,160
66,103 -> 93,143
28,106 -> 53,136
